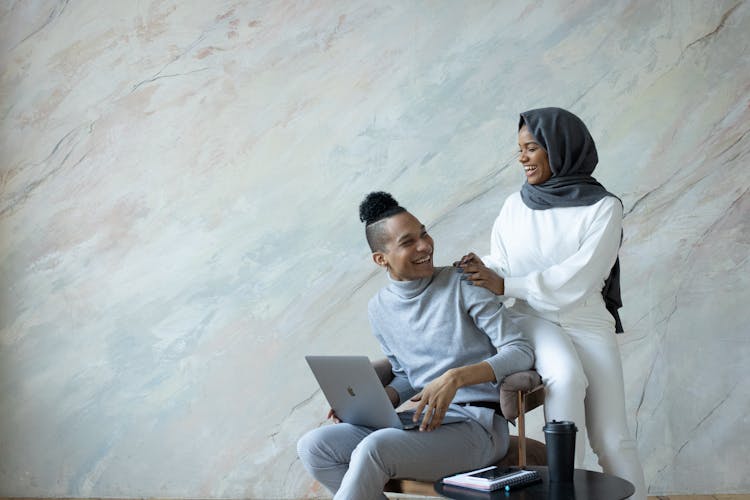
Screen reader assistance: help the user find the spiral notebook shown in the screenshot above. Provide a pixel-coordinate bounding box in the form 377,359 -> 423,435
442,466 -> 541,491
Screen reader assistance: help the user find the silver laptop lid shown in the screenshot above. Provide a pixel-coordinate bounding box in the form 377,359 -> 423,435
305,355 -> 404,429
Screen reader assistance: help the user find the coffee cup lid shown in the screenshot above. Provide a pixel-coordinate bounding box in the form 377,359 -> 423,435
543,420 -> 578,432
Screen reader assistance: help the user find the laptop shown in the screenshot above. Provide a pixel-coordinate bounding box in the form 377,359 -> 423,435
305,355 -> 467,430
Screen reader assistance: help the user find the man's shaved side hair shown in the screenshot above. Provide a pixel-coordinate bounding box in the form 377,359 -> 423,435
359,192 -> 406,252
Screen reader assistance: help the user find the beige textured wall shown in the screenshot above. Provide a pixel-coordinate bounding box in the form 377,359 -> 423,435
1,1 -> 748,497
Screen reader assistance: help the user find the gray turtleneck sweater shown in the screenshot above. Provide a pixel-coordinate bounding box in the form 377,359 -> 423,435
368,266 -> 534,409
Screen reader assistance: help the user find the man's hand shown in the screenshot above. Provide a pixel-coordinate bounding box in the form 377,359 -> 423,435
410,370 -> 460,431
410,362 -> 496,431
454,252 -> 504,295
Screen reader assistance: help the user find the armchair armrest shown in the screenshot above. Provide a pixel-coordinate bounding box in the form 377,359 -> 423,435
500,370 -> 543,420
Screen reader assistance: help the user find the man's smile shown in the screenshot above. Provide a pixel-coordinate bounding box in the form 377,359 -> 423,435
413,255 -> 431,264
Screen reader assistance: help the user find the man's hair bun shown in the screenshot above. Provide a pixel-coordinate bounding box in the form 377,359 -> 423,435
359,191 -> 405,225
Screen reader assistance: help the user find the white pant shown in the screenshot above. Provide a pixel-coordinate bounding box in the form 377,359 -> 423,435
509,301 -> 646,500
297,415 -> 508,500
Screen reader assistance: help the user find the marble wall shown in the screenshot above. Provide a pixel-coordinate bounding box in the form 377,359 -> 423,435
1,0 -> 748,497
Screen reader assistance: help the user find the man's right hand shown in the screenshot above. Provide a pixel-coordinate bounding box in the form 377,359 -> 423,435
411,369 -> 460,431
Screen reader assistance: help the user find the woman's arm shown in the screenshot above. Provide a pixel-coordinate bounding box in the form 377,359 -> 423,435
503,197 -> 623,312
454,202 -> 511,296
483,211 -> 512,277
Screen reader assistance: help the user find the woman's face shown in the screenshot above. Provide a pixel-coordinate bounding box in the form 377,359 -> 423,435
518,125 -> 552,184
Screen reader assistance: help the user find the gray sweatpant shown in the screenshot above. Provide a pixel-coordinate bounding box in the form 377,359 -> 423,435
296,415 -> 509,500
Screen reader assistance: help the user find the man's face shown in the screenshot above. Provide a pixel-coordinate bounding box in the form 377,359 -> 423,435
373,211 -> 434,281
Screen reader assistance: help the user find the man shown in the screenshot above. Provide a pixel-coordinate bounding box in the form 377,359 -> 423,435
297,192 -> 534,499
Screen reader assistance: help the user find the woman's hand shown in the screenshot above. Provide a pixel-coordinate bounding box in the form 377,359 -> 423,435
454,252 -> 505,295
410,370 -> 459,431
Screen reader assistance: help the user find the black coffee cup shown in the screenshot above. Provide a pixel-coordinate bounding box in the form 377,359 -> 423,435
543,420 -> 577,483
547,480 -> 576,500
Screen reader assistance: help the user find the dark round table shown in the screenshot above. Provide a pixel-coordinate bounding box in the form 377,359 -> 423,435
434,466 -> 634,500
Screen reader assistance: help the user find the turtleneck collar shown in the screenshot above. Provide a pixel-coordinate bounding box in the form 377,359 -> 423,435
385,270 -> 436,299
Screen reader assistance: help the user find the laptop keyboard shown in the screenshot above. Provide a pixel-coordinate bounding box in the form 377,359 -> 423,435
397,409 -> 468,428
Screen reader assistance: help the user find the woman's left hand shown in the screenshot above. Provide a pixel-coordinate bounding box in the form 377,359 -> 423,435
456,252 -> 505,295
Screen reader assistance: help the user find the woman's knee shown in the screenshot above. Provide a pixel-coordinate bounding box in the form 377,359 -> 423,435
588,426 -> 635,460
529,334 -> 588,392
541,362 -> 588,395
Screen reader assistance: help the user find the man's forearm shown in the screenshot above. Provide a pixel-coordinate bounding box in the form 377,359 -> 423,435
446,361 -> 497,387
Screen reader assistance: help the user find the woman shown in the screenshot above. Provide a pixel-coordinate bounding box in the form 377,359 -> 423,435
457,107 -> 646,498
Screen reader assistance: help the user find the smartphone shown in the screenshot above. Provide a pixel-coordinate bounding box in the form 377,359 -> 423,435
466,466 -> 516,480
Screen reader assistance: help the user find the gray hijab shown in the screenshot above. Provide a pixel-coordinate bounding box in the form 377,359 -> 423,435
518,107 -> 624,332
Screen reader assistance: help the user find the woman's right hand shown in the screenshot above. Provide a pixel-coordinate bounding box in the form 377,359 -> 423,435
453,252 -> 483,268
454,252 -> 505,295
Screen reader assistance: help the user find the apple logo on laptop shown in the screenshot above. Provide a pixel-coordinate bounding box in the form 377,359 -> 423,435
347,386 -> 356,397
